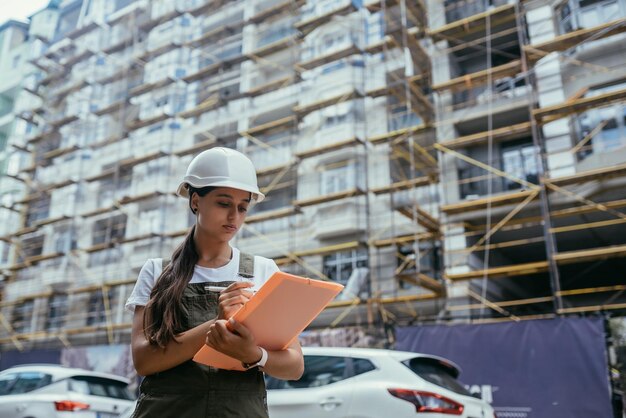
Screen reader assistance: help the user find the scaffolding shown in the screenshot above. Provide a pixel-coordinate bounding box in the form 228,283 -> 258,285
0,0 -> 625,350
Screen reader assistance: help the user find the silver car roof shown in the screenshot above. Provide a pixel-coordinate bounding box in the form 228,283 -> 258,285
1,364 -> 130,384
301,346 -> 462,376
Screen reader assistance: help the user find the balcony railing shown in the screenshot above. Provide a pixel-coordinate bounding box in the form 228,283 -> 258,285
452,76 -> 528,110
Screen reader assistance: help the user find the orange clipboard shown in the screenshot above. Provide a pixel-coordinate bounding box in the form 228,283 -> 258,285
193,271 -> 344,371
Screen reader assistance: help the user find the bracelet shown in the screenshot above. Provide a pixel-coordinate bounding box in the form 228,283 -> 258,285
242,347 -> 268,370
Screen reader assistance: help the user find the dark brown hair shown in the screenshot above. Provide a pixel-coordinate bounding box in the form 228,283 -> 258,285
143,186 -> 215,347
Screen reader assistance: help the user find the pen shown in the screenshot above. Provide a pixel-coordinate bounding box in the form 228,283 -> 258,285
204,286 -> 257,293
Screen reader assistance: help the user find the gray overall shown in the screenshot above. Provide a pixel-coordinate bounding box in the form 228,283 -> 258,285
132,253 -> 269,418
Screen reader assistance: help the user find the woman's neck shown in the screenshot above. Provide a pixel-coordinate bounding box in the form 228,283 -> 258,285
193,229 -> 232,268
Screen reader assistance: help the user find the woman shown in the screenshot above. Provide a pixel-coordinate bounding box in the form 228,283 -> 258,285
125,147 -> 304,417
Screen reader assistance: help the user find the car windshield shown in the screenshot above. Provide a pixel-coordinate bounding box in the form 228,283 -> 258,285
403,357 -> 471,396
0,372 -> 52,395
69,376 -> 133,400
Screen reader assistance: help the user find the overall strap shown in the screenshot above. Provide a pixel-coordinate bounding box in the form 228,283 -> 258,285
238,252 -> 255,279
162,255 -> 254,277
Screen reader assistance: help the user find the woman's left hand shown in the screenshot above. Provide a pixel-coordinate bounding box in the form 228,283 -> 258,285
205,318 -> 263,364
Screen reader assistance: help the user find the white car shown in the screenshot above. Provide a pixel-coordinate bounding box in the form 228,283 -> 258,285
0,364 -> 134,418
266,347 -> 495,418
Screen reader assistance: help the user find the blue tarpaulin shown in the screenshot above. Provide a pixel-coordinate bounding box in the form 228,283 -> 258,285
396,317 -> 612,418
0,348 -> 61,371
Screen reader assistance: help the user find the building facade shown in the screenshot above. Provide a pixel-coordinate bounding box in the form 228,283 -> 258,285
0,0 -> 624,352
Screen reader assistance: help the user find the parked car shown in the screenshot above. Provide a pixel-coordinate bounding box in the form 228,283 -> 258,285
120,402 -> 136,418
121,347 -> 495,418
266,346 -> 495,418
0,364 -> 134,418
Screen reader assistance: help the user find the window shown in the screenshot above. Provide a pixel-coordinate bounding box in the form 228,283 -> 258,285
592,106 -> 626,152
403,357 -> 471,397
267,355 -> 347,389
266,355 -> 376,390
9,372 -> 52,394
69,376 -> 133,400
0,242 -> 10,264
254,171 -> 295,214
352,358 -> 376,375
155,95 -> 169,108
257,25 -> 295,48
576,91 -> 626,158
55,231 -> 76,253
559,0 -> 624,33
578,0 -> 620,29
0,373 -> 18,395
558,1 -> 575,33
56,3 -> 81,39
397,244 -> 441,289
87,289 -> 114,326
323,113 -> 350,129
323,249 -> 368,285
12,300 -> 34,333
92,214 -> 128,245
321,60 -> 347,74
88,247 -> 123,268
321,162 -> 357,195
501,142 -> 539,190
46,294 -> 68,331
25,196 -> 51,227
19,235 -> 44,260
97,167 -> 132,207
389,105 -> 421,131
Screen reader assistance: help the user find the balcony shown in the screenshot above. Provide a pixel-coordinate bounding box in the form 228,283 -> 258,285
526,8 -> 626,63
246,130 -> 294,172
450,77 -> 530,123
296,0 -> 359,36
573,103 -> 626,165
312,201 -> 367,239
249,0 -> 305,23
457,150 -> 539,201
388,108 -> 422,132
558,0 -> 626,36
238,216 -> 293,257
184,39 -> 244,83
443,0 -> 513,26
253,24 -> 299,54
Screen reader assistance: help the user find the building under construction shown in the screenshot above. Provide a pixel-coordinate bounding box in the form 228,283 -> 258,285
0,0 -> 625,354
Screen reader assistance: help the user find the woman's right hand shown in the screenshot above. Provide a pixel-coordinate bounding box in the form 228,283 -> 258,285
217,282 -> 255,320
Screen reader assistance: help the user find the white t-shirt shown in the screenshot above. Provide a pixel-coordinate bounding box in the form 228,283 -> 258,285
125,247 -> 280,313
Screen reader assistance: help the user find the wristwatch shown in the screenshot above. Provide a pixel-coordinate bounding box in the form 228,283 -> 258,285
242,347 -> 268,370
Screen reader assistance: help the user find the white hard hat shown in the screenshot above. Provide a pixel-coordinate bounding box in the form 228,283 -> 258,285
176,147 -> 265,202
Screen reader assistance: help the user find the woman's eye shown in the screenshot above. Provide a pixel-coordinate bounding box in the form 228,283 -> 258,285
218,202 -> 230,207
239,206 -> 248,213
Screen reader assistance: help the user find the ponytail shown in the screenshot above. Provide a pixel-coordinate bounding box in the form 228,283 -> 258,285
143,186 -> 215,347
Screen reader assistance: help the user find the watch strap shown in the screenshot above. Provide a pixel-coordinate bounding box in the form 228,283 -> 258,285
243,347 -> 268,369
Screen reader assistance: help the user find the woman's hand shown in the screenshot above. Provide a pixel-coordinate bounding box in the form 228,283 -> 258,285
205,318 -> 262,364
217,282 -> 255,320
